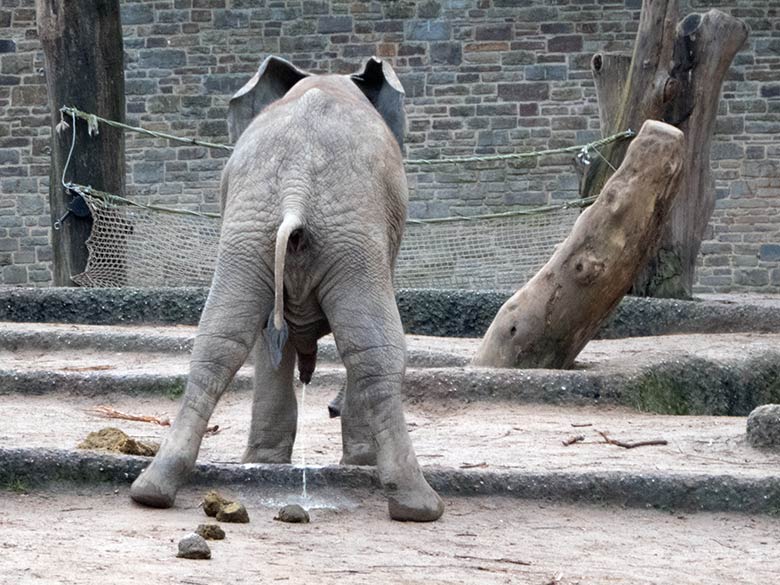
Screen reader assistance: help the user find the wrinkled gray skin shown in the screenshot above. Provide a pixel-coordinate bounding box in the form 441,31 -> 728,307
130,56 -> 443,522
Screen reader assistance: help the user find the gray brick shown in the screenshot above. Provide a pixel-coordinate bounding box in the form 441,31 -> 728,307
318,16 -> 353,34
134,162 -> 165,184
497,82 -> 549,102
430,42 -> 462,65
405,21 -> 450,41
2,264 -> 26,284
138,49 -> 187,69
759,244 -> 780,262
417,0 -> 441,19
17,195 -> 43,215
121,3 -> 154,25
0,238 -> 18,252
475,24 -> 513,41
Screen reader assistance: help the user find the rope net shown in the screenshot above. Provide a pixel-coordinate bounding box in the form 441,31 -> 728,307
59,107 -> 630,291
72,192 -> 222,288
72,189 -> 579,290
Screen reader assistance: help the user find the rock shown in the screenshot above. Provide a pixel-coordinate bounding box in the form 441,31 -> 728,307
202,491 -> 232,517
216,502 -> 250,523
78,427 -> 159,457
747,404 -> 780,450
274,504 -> 310,524
195,524 -> 226,540
177,533 -> 211,560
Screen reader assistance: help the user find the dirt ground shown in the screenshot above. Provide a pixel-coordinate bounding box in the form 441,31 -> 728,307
3,315 -> 780,583
2,485 -> 779,585
2,388 -> 779,479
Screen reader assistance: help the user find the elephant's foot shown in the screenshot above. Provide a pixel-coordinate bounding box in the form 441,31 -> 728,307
340,441 -> 377,466
385,476 -> 444,522
242,445 -> 293,464
130,455 -> 191,508
242,431 -> 295,464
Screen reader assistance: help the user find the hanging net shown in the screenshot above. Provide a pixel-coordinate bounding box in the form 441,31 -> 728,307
56,108 -> 630,291
71,187 -> 581,290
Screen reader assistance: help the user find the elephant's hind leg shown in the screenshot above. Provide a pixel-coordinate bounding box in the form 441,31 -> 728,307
340,378 -> 378,466
320,275 -> 443,522
130,258 -> 272,508
243,338 -> 297,463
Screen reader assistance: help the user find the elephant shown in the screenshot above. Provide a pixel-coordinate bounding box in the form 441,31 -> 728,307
129,55 -> 444,522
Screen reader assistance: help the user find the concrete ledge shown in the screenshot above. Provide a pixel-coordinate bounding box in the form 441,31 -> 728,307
3,352 -> 779,416
2,447 -> 779,514
2,287 -> 780,338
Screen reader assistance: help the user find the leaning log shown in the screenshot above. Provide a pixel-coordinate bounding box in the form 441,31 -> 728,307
36,0 -> 126,286
473,120 -> 684,369
581,1 -> 748,299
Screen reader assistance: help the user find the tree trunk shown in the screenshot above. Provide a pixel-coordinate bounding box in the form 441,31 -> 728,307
473,120 -> 684,369
581,1 -> 748,299
36,0 -> 125,286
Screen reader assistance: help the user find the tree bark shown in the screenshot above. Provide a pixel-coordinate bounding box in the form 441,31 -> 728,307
581,1 -> 748,299
36,0 -> 125,286
473,120 -> 684,369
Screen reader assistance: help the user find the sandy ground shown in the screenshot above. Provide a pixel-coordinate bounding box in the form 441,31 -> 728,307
1,486 -> 778,585
1,389 -> 778,479
3,314 -> 780,584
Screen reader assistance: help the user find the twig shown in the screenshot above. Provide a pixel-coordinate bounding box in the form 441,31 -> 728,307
562,435 -> 585,446
597,430 -> 668,449
62,365 -> 116,372
453,554 -> 531,566
86,405 -> 170,426
570,422 -> 593,428
460,462 -> 488,469
86,405 -> 221,436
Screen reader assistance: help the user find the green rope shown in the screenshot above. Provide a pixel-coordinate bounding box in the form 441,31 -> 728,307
60,105 -> 634,165
405,196 -> 597,225
69,180 -> 596,224
61,106 -> 234,152
60,105 -> 632,224
66,183 -> 222,219
405,132 -> 634,165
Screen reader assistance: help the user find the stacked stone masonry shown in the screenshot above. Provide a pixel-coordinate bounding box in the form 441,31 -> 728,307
0,0 -> 778,291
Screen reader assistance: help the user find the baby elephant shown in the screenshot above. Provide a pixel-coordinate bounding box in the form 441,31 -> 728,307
130,56 -> 444,522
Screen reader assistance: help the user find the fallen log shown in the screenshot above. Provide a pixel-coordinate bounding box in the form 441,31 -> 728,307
473,120 -> 684,369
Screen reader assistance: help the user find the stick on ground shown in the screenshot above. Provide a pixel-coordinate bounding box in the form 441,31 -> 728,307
597,430 -> 668,449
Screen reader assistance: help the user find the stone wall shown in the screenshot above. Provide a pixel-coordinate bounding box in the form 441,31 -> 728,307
0,0 -> 778,292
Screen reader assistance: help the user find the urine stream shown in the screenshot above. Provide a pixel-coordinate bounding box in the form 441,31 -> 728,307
299,382 -> 308,500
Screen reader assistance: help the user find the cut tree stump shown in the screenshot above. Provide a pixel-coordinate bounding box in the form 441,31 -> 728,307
580,0 -> 748,299
473,120 -> 684,370
36,0 -> 126,286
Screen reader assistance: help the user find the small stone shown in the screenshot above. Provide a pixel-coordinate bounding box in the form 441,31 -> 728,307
274,504 -> 310,524
177,533 -> 211,560
747,404 -> 780,450
216,502 -> 250,523
195,524 -> 226,540
202,491 -> 232,517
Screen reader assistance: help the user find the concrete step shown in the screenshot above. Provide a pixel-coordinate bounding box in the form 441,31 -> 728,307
2,322 -> 779,415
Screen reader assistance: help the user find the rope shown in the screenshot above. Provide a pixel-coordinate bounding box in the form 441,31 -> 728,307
60,106 -> 234,152
57,105 -> 633,224
60,105 -> 634,166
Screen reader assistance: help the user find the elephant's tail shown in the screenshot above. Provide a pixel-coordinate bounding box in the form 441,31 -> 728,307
264,211 -> 304,369
273,212 -> 304,330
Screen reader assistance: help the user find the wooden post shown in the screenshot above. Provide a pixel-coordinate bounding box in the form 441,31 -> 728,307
581,1 -> 748,299
36,0 -> 125,286
473,121 -> 684,369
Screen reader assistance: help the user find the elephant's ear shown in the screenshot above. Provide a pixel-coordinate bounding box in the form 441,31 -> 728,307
227,56 -> 310,143
350,57 -> 406,148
